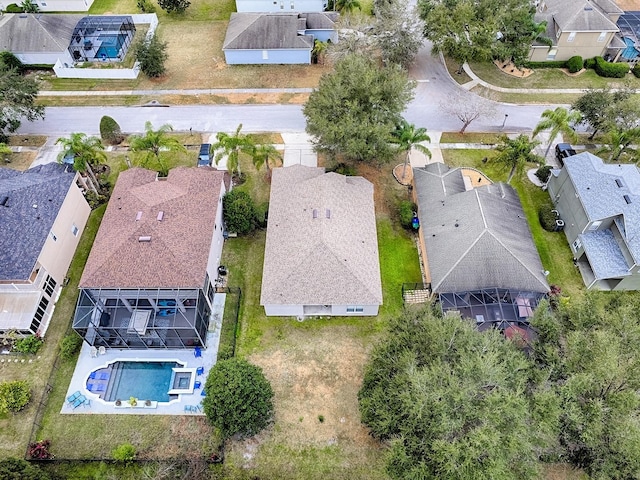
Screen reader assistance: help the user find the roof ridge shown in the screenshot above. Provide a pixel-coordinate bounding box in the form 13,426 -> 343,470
33,15 -> 68,51
435,229 -> 485,291
224,13 -> 263,49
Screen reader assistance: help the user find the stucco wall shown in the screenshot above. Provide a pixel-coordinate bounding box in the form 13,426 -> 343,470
204,179 -> 227,288
224,48 -> 311,64
306,29 -> 337,43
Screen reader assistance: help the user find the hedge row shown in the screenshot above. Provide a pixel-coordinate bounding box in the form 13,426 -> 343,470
594,56 -> 630,78
522,56 -> 630,78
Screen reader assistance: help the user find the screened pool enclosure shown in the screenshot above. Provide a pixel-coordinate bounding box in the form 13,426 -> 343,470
72,288 -> 211,349
68,16 -> 136,63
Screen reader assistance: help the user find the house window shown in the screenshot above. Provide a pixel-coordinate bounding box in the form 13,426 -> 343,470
567,32 -> 576,43
588,220 -> 602,231
572,238 -> 582,252
43,275 -> 57,297
346,306 -> 364,313
31,296 -> 50,332
262,50 -> 269,59
546,48 -> 557,60
71,223 -> 79,236
598,31 -> 607,42
50,231 -> 57,242
290,1 -> 294,8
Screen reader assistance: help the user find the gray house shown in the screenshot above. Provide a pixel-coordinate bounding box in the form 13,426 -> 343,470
223,12 -> 337,64
413,163 -> 549,325
547,152 -> 640,290
0,13 -> 81,65
235,0 -> 326,12
261,165 -> 382,317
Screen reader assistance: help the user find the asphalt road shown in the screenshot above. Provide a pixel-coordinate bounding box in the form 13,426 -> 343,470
17,43 -> 561,136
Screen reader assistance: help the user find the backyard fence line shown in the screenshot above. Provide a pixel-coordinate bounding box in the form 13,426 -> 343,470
218,286 -> 241,359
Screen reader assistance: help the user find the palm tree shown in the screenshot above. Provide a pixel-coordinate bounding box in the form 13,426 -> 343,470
335,0 -> 361,13
532,107 -> 581,158
597,126 -> 640,163
56,133 -> 107,193
494,134 -> 541,184
391,120 -> 431,182
251,143 -> 282,175
128,121 -> 186,176
312,40 -> 328,65
212,124 -> 255,175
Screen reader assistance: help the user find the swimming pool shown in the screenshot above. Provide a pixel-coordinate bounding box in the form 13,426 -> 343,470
103,361 -> 184,403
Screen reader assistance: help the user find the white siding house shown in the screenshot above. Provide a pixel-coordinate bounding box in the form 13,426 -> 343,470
236,0 -> 326,12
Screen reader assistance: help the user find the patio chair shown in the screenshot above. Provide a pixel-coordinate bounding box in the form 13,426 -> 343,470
194,381 -> 202,389
67,391 -> 81,403
201,389 -> 206,397
194,347 -> 202,358
90,346 -> 98,358
98,372 -> 110,381
98,346 -> 106,355
72,395 -> 87,409
89,371 -> 97,380
87,383 -> 96,392
196,366 -> 205,376
95,383 -> 105,392
83,399 -> 92,408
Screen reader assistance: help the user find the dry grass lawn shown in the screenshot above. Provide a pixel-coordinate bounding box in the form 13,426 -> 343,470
6,135 -> 47,147
2,152 -> 38,171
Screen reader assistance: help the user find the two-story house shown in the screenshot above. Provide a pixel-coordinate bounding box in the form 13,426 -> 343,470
0,163 -> 91,338
547,152 -> 640,290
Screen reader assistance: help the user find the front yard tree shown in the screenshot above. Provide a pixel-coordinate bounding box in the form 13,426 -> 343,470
440,90 -> 496,134
222,189 -> 257,235
494,134 -> 540,183
572,87 -> 633,139
129,121 -> 186,176
135,32 -> 168,78
532,107 -> 581,158
212,124 -> 255,176
0,69 -> 44,142
372,0 -> 425,69
304,54 -> 414,163
391,119 -> 431,182
597,126 -> 640,163
251,143 -> 282,174
56,133 -> 107,194
158,0 -> 190,13
202,358 -> 274,438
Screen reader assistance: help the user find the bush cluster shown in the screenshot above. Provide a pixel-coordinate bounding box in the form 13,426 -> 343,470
398,200 -> 418,230
632,64 -> 640,79
584,57 -> 597,69
566,56 -> 583,73
523,60 -> 566,69
0,51 -> 23,71
4,3 -> 24,12
13,335 -> 43,354
112,443 -> 136,462
327,162 -> 357,176
99,116 -> 124,145
136,0 -> 156,12
59,334 -> 82,360
594,56 -> 629,78
222,189 -> 257,235
538,206 -> 558,231
535,165 -> 552,184
0,380 -> 31,413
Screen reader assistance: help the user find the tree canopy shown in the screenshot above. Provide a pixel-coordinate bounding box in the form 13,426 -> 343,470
157,0 -> 190,13
372,0 -> 425,68
212,123 -> 255,175
202,358 -> 274,438
135,32 -> 168,78
304,54 -> 414,163
418,0 -> 538,66
532,107 -> 581,157
572,87 -> 633,140
0,69 -> 44,142
129,121 -> 185,176
494,133 -> 540,183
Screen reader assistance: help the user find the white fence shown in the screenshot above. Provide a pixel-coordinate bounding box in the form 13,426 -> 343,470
52,13 -> 158,80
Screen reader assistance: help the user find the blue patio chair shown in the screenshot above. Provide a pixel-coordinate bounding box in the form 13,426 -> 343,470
89,371 -> 97,380
72,395 -> 87,409
194,347 -> 202,358
67,391 -> 81,403
201,388 -> 206,397
194,381 -> 202,389
196,366 -> 204,376
95,384 -> 105,392
87,383 -> 95,392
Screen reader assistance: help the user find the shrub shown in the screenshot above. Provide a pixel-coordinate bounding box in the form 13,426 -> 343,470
0,458 -> 51,479
594,56 -> 629,78
223,189 -> 257,235
136,0 -> 156,12
566,56 -> 583,73
398,200 -> 417,230
60,334 -> 82,360
0,51 -> 23,71
4,3 -> 24,12
0,380 -> 31,413
584,57 -> 596,69
632,64 -> 640,79
13,335 -> 43,354
535,165 -> 552,184
523,60 -> 566,69
112,443 -> 136,462
254,201 -> 269,229
202,358 -> 274,438
135,33 -> 168,78
28,440 -> 53,460
20,0 -> 38,12
99,116 -> 124,145
85,190 -> 106,209
538,206 -> 558,232
327,162 -> 357,176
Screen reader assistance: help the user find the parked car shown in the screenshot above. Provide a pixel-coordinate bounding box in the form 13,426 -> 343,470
197,143 -> 211,167
555,143 -> 577,166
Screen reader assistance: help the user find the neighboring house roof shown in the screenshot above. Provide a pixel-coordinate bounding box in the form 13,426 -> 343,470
536,0 -> 620,33
563,152 -> 640,264
261,165 -> 383,307
0,163 -> 76,281
299,12 -> 339,29
80,167 -> 226,289
414,164 -> 549,294
0,13 -> 82,53
223,13 -> 316,50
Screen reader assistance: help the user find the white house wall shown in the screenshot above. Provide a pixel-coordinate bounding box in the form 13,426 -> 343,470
264,304 -> 379,316
15,51 -> 73,66
204,181 -> 227,285
34,0 -> 94,11
236,0 -> 326,12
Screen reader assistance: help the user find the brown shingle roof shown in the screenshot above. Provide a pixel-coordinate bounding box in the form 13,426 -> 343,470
260,165 -> 382,306
80,167 -> 225,289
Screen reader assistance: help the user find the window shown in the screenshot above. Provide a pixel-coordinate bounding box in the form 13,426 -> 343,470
546,48 -> 557,60
598,31 -> 607,42
572,238 -> 582,252
71,223 -> 79,236
346,306 -> 364,313
49,231 -> 57,242
262,50 -> 269,60
567,32 -> 576,43
43,275 -> 57,297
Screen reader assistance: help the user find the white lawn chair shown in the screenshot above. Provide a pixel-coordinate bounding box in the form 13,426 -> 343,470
90,346 -> 98,358
98,346 -> 106,355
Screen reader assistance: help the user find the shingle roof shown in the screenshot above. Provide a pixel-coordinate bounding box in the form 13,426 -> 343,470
564,152 -> 640,263
0,163 -> 76,281
0,13 -> 82,53
80,167 -> 226,289
223,13 -> 315,50
536,0 -> 619,32
261,165 -> 382,306
414,164 -> 549,294
299,12 -> 339,29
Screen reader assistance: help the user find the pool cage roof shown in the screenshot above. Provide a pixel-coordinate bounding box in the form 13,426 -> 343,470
617,12 -> 640,60
72,15 -> 136,38
68,15 -> 136,63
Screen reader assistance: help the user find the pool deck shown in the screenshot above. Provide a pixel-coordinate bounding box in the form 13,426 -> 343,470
61,295 -> 224,416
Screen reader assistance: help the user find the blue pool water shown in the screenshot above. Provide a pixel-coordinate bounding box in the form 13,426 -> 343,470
96,34 -> 125,59
105,361 -> 181,402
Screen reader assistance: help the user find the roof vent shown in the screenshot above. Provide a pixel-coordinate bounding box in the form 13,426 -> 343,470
157,211 -> 164,221
0,196 -> 8,207
325,209 -> 331,219
616,179 -> 624,188
313,209 -> 318,219
624,195 -> 632,204
584,5 -> 593,10
138,236 -> 151,242
136,211 -> 143,221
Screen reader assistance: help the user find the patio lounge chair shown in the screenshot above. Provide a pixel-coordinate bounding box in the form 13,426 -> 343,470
194,381 -> 202,389
196,366 -> 205,376
72,395 -> 87,409
194,347 -> 202,358
67,391 -> 81,403
90,346 -> 98,358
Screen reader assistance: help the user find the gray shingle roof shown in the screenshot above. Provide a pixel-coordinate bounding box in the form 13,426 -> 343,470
299,12 -> 339,29
0,13 -> 82,53
80,167 -> 226,289
536,0 -> 619,32
581,229 -> 630,279
0,163 -> 76,281
261,165 -> 382,306
564,152 -> 640,264
414,164 -> 549,294
223,13 -> 315,50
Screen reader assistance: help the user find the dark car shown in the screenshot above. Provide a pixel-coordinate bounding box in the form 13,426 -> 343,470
555,143 -> 577,166
197,143 -> 211,167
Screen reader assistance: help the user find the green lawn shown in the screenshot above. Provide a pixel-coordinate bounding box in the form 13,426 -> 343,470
440,132 -> 504,144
